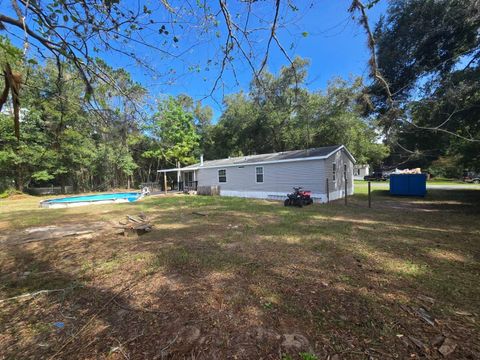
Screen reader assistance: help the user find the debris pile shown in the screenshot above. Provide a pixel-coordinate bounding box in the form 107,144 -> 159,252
398,298 -> 463,358
117,213 -> 153,236
392,168 -> 422,174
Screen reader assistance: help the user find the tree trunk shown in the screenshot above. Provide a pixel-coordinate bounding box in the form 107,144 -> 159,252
60,176 -> 66,194
147,163 -> 152,183
15,166 -> 24,192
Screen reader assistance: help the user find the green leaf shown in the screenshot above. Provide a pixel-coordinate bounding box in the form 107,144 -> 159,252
32,170 -> 54,182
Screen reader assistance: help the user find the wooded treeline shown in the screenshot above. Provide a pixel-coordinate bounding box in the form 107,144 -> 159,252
0,37 -> 199,192
0,42 -> 386,192
1,0 -> 479,192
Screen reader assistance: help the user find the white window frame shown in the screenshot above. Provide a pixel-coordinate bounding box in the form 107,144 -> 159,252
332,162 -> 336,182
218,169 -> 227,183
255,166 -> 264,183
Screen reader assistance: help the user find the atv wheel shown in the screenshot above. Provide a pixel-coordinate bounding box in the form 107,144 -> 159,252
284,199 -> 290,206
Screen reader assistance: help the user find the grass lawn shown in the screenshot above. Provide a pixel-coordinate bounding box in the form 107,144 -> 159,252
355,179 -> 480,187
0,188 -> 479,359
426,179 -> 466,185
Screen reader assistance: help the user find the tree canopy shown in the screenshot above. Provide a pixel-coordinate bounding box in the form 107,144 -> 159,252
0,0 -> 300,100
1,0 -> 479,193
205,59 -> 388,166
369,0 -> 480,173
0,39 -> 388,192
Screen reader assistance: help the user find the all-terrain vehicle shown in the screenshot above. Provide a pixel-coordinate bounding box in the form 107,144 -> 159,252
284,187 -> 313,207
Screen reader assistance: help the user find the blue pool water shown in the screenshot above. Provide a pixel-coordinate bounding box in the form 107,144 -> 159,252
44,192 -> 141,204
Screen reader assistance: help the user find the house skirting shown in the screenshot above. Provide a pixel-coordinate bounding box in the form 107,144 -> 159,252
327,189 -> 354,201
219,189 -> 353,203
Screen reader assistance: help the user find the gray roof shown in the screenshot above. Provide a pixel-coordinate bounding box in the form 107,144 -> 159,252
180,145 -> 352,170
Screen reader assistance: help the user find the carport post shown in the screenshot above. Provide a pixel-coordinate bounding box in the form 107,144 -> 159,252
368,181 -> 371,208
176,161 -> 181,191
163,172 -> 167,195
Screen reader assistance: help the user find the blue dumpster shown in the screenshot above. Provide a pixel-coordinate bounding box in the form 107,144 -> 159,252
389,174 -> 427,196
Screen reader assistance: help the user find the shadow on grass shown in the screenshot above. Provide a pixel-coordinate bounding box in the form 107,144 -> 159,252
1,190 -> 479,358
351,188 -> 480,214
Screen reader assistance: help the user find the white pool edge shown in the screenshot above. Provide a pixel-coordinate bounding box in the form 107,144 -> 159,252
40,195 -> 143,209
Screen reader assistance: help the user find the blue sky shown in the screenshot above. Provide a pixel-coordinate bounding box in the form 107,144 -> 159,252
4,0 -> 389,121
100,0 -> 389,121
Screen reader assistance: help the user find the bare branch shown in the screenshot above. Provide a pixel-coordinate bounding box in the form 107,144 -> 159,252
349,0 -> 393,104
0,288 -> 65,303
350,0 -> 479,142
258,0 -> 281,75
0,14 -> 59,50
403,115 -> 480,143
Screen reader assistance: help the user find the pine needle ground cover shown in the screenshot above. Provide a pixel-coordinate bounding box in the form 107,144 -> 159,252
1,189 -> 479,359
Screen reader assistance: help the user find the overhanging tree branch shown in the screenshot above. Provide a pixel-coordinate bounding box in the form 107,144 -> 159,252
349,0 -> 479,142
349,0 -> 393,105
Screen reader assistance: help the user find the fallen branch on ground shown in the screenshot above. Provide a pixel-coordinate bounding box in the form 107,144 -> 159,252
113,299 -> 169,315
119,214 -> 154,235
192,211 -> 208,217
0,289 -> 65,304
127,215 -> 142,223
159,333 -> 179,353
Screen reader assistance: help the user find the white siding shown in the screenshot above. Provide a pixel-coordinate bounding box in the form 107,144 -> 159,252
195,148 -> 355,202
354,165 -> 369,180
197,159 -> 327,200
324,148 -> 354,198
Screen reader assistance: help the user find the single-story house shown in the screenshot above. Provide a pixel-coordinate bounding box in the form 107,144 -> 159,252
354,164 -> 370,180
158,145 -> 355,203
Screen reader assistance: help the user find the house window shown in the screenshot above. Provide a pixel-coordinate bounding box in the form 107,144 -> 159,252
218,169 -> 227,183
255,166 -> 264,183
332,163 -> 336,181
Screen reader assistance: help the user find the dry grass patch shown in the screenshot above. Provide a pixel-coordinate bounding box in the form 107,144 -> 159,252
0,190 -> 479,359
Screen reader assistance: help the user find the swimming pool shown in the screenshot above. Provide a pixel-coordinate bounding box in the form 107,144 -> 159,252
40,192 -> 142,208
